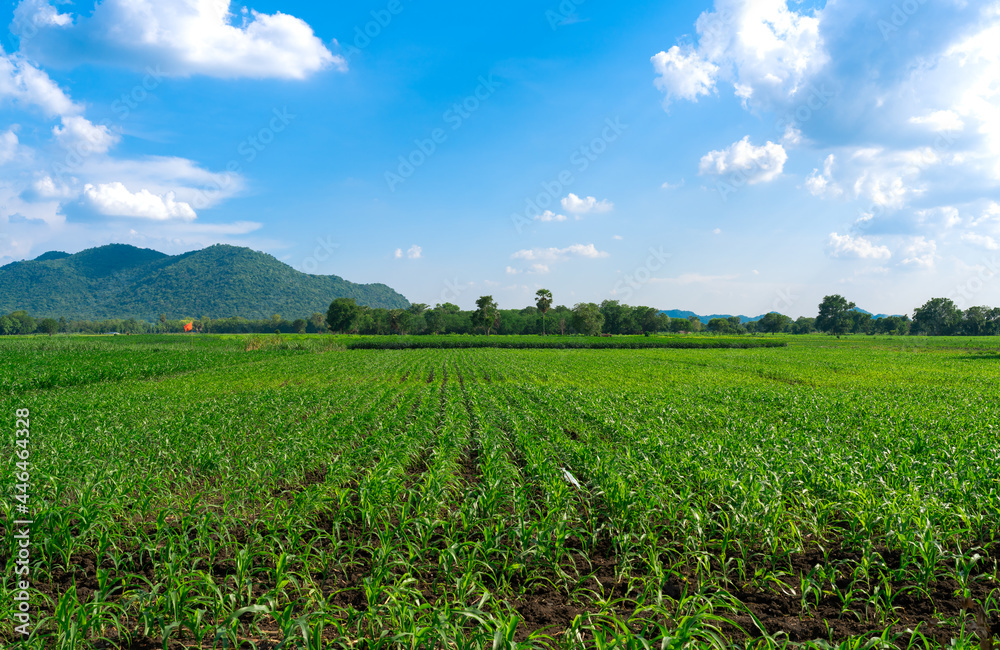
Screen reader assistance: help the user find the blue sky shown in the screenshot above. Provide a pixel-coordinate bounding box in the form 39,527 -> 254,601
1,0 -> 999,317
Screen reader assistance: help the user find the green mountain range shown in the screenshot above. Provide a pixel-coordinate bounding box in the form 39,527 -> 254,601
0,244 -> 410,320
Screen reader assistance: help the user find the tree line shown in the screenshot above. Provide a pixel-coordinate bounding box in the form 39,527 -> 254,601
2,293 -> 996,337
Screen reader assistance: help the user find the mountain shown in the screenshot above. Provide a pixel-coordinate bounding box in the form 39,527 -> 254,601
0,244 -> 410,320
661,307 -> 901,324
661,310 -> 765,325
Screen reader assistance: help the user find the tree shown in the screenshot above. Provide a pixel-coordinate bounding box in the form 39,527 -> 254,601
292,319 -> 307,334
408,303 -> 429,315
635,307 -> 667,334
850,311 -> 873,335
816,295 -> 856,336
912,298 -> 962,336
571,302 -> 604,336
388,309 -> 411,335
535,289 -> 553,335
707,318 -> 732,334
309,312 -> 326,332
686,315 -> 703,333
472,296 -> 500,336
436,302 -> 461,314
327,298 -> 361,333
791,317 -> 816,334
424,309 -> 444,334
757,312 -> 791,334
962,306 -> 989,336
37,318 -> 59,336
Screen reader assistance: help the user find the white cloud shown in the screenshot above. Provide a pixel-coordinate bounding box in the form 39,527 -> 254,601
806,147 -> 932,210
699,136 -> 787,184
612,234 -> 623,240
536,210 -> 568,222
650,272 -> 739,285
406,244 -> 422,259
653,0 -> 828,111
826,232 -> 891,260
0,129 -> 18,164
900,236 -> 937,268
560,193 -> 613,214
82,182 -> 197,220
394,248 -> 402,259
909,110 -> 965,133
30,176 -> 76,200
505,266 -> 519,275
511,243 -> 609,264
805,154 -> 842,199
961,231 -> 999,250
13,0 -> 343,80
81,156 -> 245,208
712,228 -> 722,235
661,179 -> 685,190
0,49 -> 80,117
651,46 -> 719,107
781,125 -> 803,146
53,116 -> 120,154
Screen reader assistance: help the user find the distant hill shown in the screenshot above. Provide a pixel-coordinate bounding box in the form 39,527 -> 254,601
0,244 -> 410,320
661,310 -> 765,325
661,307 -> 899,324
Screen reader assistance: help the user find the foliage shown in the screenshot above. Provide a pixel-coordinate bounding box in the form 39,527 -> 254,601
471,295 -> 501,336
1,334 -> 998,648
342,334 -> 786,349
571,302 -> 604,336
0,243 -> 409,319
816,294 -> 856,335
912,297 -> 963,336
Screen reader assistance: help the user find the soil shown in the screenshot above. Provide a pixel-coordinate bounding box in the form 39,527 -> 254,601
3,470 -> 998,648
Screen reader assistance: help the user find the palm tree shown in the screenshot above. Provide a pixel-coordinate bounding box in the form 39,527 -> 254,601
535,288 -> 553,335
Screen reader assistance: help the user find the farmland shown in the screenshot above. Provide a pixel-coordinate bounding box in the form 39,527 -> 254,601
1,335 -> 999,649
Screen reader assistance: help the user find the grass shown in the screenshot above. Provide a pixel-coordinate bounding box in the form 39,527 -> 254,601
0,334 -> 997,648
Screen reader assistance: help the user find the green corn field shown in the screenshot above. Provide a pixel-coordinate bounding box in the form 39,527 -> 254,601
1,335 -> 998,649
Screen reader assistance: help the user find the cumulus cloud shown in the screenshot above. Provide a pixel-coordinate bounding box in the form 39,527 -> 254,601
560,193 -> 613,215
536,210 -> 568,222
406,245 -> 422,259
82,182 -> 197,220
511,243 -> 609,264
901,236 -> 937,268
961,231 -> 1000,250
826,232 -> 891,260
651,46 -> 719,107
699,136 -> 787,184
12,0 -> 343,80
29,176 -> 76,200
0,129 -> 18,164
805,154 -> 842,199
652,0 -> 828,111
0,48 -> 80,117
909,110 -> 965,133
53,116 -> 120,154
